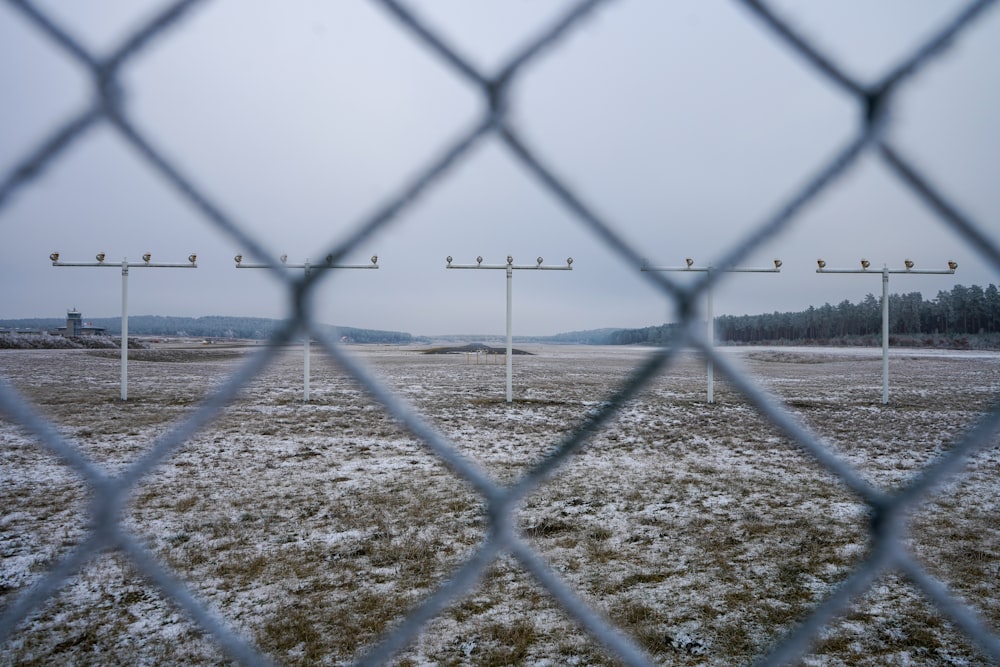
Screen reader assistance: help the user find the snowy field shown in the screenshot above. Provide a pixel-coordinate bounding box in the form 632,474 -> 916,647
1,343 -> 998,665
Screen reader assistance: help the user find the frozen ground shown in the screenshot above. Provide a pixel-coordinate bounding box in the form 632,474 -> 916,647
1,343 -> 998,665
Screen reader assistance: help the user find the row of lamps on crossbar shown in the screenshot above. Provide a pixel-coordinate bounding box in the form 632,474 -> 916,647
234,254 -> 378,266
50,252 -> 198,264
817,258 -> 958,270
49,254 -> 959,272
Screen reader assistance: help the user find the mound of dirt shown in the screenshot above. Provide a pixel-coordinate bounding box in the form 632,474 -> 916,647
421,343 -> 533,355
745,350 -> 873,364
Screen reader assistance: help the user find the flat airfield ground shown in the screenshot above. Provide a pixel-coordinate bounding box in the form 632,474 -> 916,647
1,343 -> 998,666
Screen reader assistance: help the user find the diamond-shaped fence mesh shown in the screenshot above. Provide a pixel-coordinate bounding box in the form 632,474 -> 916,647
1,0 -> 999,665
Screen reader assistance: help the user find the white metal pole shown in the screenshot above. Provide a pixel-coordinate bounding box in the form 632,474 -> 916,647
304,259 -> 311,402
642,258 -> 781,404
234,254 -> 379,402
816,259 -> 956,404
706,280 -> 714,404
304,336 -> 311,401
882,265 -> 890,405
506,264 -> 513,403
121,258 -> 129,401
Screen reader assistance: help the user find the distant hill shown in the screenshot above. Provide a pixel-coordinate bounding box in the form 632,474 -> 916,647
0,316 -> 627,348
0,315 -> 421,345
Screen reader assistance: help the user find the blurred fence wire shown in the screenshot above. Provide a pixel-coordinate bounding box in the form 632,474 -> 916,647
2,0 -> 999,664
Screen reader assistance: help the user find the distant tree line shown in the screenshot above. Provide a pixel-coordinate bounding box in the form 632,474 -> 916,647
0,315 -> 417,344
522,328 -> 621,345
606,323 -> 682,345
606,284 -> 1000,346
5,285 -> 998,347
718,284 -> 1000,343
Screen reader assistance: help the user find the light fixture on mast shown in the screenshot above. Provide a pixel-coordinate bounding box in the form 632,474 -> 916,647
50,251 -> 198,400
816,258 -> 957,404
234,253 -> 379,401
642,257 -> 782,403
446,255 -> 573,403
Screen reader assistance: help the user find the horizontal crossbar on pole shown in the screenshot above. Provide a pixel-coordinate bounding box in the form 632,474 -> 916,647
816,268 -> 955,275
446,256 -> 573,271
51,261 -> 197,268
235,263 -> 378,270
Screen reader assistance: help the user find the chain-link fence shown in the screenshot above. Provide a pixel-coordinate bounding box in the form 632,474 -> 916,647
2,0 -> 999,664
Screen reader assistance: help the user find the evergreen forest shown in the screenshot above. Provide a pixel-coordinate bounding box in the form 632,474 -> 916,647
608,283 -> 1000,347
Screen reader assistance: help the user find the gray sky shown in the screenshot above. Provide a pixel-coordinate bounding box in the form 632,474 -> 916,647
2,1 -> 998,337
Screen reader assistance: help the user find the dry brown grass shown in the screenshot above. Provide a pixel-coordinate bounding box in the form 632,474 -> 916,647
1,344 -> 998,665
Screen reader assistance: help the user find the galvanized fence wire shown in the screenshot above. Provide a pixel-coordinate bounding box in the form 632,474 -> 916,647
1,0 -> 999,664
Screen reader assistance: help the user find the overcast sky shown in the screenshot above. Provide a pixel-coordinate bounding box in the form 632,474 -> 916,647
2,1 -> 998,337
